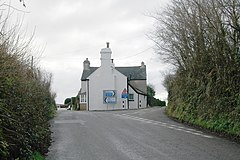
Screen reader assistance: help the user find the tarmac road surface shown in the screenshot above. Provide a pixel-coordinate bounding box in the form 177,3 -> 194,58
47,107 -> 240,160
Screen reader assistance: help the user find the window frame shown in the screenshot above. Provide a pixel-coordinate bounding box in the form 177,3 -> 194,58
80,94 -> 87,103
128,93 -> 134,101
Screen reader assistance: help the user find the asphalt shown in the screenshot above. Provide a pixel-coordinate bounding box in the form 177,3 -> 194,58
46,107 -> 240,160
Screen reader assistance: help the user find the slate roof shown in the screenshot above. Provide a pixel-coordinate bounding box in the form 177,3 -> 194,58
116,66 -> 146,80
128,83 -> 147,95
81,66 -> 146,80
81,67 -> 98,80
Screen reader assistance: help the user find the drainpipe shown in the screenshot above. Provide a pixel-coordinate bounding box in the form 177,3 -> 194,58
127,78 -> 129,110
138,94 -> 139,109
87,80 -> 90,111
127,75 -> 131,110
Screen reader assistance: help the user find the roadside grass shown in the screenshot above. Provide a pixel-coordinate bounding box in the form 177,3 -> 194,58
165,107 -> 240,143
32,152 -> 45,160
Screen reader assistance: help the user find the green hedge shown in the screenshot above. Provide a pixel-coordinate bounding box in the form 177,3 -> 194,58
155,0 -> 240,140
0,17 -> 56,160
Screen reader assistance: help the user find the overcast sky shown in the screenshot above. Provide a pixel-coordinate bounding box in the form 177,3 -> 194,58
9,0 -> 172,104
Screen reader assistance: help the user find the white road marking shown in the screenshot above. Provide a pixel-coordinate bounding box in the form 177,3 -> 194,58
115,114 -> 214,139
54,120 -> 86,125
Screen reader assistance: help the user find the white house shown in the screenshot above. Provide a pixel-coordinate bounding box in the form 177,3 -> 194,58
78,42 -> 147,111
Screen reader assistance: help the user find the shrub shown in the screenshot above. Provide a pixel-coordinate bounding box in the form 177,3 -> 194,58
152,0 -> 240,139
0,6 -> 56,159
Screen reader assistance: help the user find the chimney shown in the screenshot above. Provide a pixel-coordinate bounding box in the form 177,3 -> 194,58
100,42 -> 112,67
83,58 -> 90,70
140,61 -> 145,68
111,59 -> 115,68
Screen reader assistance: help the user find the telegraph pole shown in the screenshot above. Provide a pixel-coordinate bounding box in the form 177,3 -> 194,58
31,56 -> 33,69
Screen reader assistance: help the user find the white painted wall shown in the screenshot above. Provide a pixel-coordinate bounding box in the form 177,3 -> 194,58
87,46 -> 129,110
88,67 -> 128,110
139,94 -> 147,109
128,85 -> 147,109
128,86 -> 138,109
81,81 -> 87,93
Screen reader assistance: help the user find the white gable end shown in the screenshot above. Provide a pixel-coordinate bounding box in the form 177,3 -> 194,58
79,43 -> 147,111
88,66 -> 128,110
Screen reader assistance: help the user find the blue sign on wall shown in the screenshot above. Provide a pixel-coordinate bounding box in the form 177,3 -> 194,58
105,90 -> 115,97
103,90 -> 117,104
121,88 -> 128,99
121,94 -> 128,99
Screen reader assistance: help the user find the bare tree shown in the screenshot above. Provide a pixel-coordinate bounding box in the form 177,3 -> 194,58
150,0 -> 240,138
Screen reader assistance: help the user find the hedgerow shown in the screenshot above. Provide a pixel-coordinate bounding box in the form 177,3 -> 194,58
152,0 -> 240,140
0,6 -> 56,160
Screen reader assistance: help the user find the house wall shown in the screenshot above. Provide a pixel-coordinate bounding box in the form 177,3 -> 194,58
139,94 -> 147,108
128,85 -> 147,109
88,67 -> 128,110
80,103 -> 86,110
128,86 -> 138,109
81,81 -> 87,93
80,72 -> 147,111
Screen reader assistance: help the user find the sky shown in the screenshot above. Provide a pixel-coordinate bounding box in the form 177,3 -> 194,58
8,0 -> 172,104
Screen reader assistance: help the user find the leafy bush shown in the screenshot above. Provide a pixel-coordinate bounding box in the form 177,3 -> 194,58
147,85 -> 166,107
64,98 -> 71,105
32,151 -> 45,160
0,6 -> 56,160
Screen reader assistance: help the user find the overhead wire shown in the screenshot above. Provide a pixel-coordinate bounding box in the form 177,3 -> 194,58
114,46 -> 154,60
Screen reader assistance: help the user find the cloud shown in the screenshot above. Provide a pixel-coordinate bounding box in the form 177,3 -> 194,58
9,0 -> 171,103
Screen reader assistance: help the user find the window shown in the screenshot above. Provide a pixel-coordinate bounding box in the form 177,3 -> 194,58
80,94 -> 86,103
128,94 -> 134,101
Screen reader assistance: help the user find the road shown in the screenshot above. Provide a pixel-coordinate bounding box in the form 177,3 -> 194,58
47,107 -> 240,160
